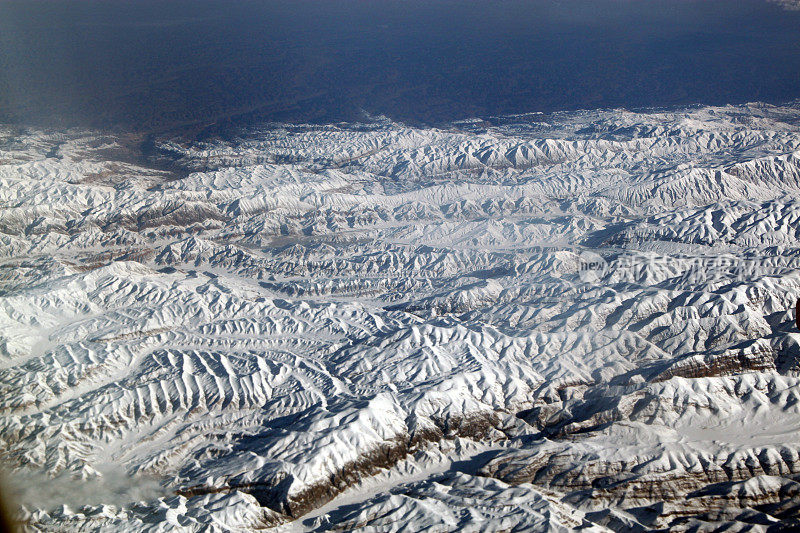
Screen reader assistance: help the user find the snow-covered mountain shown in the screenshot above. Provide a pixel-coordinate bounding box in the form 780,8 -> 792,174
769,0 -> 800,10
2,102 -> 800,531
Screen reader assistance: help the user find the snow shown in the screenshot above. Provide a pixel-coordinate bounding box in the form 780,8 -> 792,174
2,102 -> 800,530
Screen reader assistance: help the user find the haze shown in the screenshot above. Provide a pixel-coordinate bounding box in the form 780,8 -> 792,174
2,0 -> 800,132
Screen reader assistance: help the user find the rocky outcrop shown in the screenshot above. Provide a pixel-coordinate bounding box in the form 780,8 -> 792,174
4,103 -> 800,531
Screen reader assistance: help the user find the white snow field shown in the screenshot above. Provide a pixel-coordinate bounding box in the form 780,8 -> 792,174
2,102 -> 800,531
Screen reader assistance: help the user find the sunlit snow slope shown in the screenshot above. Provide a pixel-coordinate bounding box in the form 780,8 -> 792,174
3,102 -> 800,531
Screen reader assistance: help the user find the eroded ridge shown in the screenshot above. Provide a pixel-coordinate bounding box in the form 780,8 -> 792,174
2,103 -> 800,531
